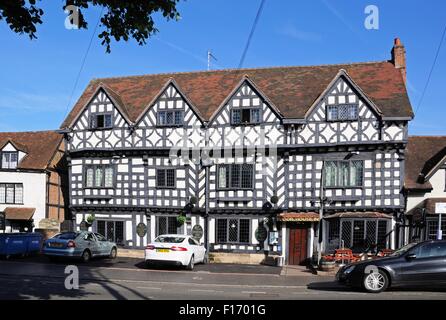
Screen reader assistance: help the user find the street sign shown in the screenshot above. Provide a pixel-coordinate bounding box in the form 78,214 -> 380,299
435,203 -> 446,214
0,212 -> 5,231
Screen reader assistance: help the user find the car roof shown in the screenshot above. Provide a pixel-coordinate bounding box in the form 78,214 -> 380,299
156,234 -> 188,237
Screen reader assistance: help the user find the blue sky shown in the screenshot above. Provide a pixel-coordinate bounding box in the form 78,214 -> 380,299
0,0 -> 444,135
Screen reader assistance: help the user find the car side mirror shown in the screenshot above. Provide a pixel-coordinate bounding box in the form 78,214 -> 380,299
406,253 -> 417,261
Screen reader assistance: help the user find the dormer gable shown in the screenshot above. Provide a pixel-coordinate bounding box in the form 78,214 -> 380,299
0,140 -> 28,169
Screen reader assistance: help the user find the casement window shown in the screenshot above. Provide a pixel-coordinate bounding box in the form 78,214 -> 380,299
426,219 -> 446,240
0,183 -> 23,204
231,108 -> 261,125
85,165 -> 114,188
216,218 -> 250,244
324,160 -> 363,188
90,113 -> 113,129
327,104 -> 358,121
217,164 -> 253,190
96,220 -> 124,244
157,110 -> 184,126
156,169 -> 176,188
156,216 -> 178,236
328,219 -> 389,252
1,152 -> 18,169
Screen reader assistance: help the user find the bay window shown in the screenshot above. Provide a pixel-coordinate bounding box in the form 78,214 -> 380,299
324,160 -> 363,188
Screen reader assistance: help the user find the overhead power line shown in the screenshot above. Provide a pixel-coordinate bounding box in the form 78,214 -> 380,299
237,0 -> 266,69
415,23 -> 446,115
62,7 -> 104,121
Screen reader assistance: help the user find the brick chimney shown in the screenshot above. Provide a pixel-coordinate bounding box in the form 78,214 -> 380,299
391,37 -> 406,84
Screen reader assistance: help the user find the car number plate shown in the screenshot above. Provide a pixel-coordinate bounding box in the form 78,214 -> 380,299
51,243 -> 63,248
156,249 -> 169,253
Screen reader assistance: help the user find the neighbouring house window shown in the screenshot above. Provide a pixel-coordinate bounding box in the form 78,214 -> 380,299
0,183 -> 23,204
90,113 -> 113,129
333,219 -> 389,252
156,216 -> 178,236
231,108 -> 261,125
96,220 -> 124,245
327,104 -> 358,121
426,219 -> 446,240
216,218 -> 250,244
1,152 -> 18,169
324,160 -> 363,188
158,110 -> 184,126
217,164 -> 253,190
84,165 -> 114,188
156,169 -> 175,188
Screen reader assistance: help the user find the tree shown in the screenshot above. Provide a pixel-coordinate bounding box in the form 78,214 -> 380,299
0,0 -> 181,53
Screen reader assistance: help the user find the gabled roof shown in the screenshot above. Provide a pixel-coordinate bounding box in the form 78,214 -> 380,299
61,61 -> 413,128
0,131 -> 62,170
405,136 -> 446,191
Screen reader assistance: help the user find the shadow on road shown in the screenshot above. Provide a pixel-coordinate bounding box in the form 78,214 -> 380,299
307,281 -> 446,294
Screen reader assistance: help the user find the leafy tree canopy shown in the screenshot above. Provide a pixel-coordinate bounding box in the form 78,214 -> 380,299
0,0 -> 181,52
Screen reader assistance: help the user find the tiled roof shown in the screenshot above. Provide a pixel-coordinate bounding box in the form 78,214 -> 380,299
277,212 -> 320,222
324,212 -> 393,219
0,131 -> 62,170
406,198 -> 446,215
61,61 -> 413,128
4,207 -> 35,220
405,136 -> 446,190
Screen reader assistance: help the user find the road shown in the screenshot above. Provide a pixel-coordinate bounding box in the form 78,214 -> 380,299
0,256 -> 446,300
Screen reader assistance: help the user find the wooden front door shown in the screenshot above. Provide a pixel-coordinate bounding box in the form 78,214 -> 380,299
288,224 -> 308,265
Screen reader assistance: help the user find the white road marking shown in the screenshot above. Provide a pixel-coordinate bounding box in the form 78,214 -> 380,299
242,291 -> 267,294
136,286 -> 162,290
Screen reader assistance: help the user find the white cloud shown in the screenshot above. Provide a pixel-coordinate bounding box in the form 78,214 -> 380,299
0,89 -> 67,114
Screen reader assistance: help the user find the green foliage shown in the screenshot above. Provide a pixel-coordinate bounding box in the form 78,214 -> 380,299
176,215 -> 186,226
86,214 -> 96,224
0,0 -> 181,53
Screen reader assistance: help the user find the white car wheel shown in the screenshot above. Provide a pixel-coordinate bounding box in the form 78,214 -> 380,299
363,270 -> 389,293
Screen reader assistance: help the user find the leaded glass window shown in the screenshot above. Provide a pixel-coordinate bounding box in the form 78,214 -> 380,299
324,161 -> 363,187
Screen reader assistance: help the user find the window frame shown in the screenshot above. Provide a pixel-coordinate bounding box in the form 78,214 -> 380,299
157,110 -> 185,127
84,164 -> 115,189
215,218 -> 251,244
156,168 -> 176,189
217,164 -> 254,190
156,216 -> 178,236
1,151 -> 18,169
323,160 -> 364,188
0,183 -> 23,204
230,107 -> 262,126
89,112 -> 113,130
326,104 -> 359,122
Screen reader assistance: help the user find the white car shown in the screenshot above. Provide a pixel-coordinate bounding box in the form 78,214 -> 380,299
144,234 -> 206,270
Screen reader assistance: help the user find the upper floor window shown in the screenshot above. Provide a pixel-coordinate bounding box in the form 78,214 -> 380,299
156,168 -> 175,188
90,113 -> 113,129
231,108 -> 261,125
324,160 -> 363,188
0,183 -> 23,204
157,110 -> 184,126
85,165 -> 114,188
1,152 -> 18,169
218,164 -> 253,190
327,104 -> 358,121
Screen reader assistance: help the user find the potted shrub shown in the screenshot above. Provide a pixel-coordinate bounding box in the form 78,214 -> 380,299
176,215 -> 186,226
86,214 -> 96,228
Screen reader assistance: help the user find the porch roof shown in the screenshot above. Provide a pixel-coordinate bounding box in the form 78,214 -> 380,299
277,212 -> 320,222
4,207 -> 35,221
406,198 -> 446,216
323,212 -> 393,219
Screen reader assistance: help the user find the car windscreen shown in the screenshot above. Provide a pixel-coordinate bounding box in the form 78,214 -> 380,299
53,232 -> 80,240
389,242 -> 419,256
155,236 -> 185,243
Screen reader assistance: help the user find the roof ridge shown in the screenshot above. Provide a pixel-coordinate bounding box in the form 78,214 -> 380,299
91,60 -> 391,82
0,129 -> 59,135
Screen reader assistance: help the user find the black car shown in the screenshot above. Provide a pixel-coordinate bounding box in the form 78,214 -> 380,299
336,240 -> 446,293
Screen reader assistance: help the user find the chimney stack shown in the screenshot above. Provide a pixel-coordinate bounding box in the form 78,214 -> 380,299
391,37 -> 406,84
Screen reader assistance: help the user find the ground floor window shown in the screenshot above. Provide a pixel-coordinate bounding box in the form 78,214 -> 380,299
156,216 -> 178,236
426,219 -> 446,240
97,220 -> 124,245
216,218 -> 250,244
328,219 -> 389,252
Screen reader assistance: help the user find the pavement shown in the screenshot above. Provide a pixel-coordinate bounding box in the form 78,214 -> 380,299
0,255 -> 446,300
